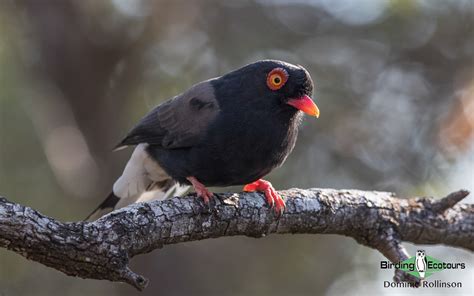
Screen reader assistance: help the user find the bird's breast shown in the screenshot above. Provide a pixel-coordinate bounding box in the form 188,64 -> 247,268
189,111 -> 301,186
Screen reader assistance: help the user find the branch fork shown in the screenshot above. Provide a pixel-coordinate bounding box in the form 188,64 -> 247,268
0,189 -> 472,290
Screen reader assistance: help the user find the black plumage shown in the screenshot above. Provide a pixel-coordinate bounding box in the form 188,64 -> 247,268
88,60 -> 316,219
141,60 -> 312,186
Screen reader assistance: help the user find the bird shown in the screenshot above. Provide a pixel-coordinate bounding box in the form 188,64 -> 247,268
86,60 -> 319,220
415,250 -> 427,279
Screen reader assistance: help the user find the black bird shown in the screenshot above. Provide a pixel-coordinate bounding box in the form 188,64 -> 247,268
87,60 -> 319,220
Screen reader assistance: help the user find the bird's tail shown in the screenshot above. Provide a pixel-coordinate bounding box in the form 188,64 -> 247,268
85,192 -> 121,221
85,181 -> 189,221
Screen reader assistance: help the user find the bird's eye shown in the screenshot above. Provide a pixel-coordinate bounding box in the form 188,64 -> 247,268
266,68 -> 288,91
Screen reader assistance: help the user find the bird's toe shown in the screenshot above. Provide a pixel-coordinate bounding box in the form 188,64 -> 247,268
243,179 -> 285,215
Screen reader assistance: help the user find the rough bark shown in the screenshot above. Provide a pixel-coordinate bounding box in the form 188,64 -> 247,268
0,188 -> 472,290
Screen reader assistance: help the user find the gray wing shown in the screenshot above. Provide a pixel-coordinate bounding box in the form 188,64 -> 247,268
117,80 -> 219,149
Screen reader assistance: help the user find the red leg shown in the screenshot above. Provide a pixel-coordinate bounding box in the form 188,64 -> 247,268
243,179 -> 285,215
187,176 -> 213,204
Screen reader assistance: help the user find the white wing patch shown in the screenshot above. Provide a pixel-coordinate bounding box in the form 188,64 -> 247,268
136,183 -> 189,203
113,143 -> 169,199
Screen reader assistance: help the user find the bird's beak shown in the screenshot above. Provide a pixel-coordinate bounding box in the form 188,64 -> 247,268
287,95 -> 320,118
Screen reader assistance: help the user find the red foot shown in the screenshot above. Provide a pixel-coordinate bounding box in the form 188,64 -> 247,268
187,176 -> 213,204
243,179 -> 285,215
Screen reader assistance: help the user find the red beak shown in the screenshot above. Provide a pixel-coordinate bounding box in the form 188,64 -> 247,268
287,95 -> 320,117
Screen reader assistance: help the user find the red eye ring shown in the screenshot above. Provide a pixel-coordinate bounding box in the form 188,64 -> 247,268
266,68 -> 289,91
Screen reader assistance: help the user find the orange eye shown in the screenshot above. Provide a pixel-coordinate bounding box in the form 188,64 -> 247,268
266,68 -> 288,90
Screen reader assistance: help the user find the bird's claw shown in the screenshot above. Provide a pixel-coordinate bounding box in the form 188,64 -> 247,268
197,187 -> 213,205
187,176 -> 214,205
244,179 -> 285,215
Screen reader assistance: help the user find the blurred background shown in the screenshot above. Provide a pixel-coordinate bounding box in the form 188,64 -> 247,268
0,0 -> 473,295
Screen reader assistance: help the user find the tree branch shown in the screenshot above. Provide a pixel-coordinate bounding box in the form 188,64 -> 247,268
0,188 -> 472,290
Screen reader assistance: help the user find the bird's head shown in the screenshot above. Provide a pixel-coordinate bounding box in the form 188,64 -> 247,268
216,60 -> 319,118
